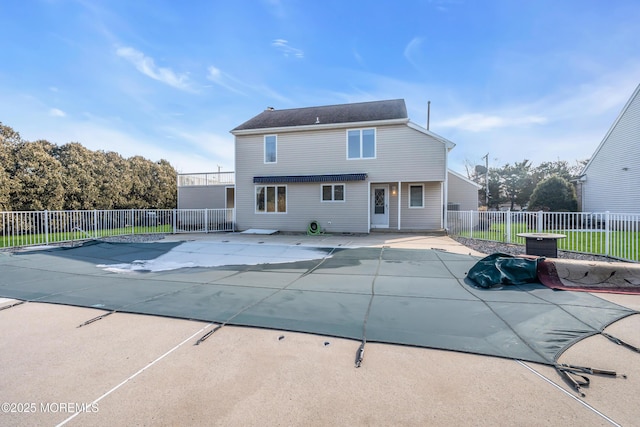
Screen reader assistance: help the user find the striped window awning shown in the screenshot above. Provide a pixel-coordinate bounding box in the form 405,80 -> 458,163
253,173 -> 367,184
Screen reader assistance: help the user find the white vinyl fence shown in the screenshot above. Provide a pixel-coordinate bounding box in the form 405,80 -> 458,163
447,210 -> 640,263
0,209 -> 235,249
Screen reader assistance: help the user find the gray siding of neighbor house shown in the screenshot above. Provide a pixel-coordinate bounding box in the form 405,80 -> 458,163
447,171 -> 479,211
234,123 -> 448,232
178,186 -> 228,209
581,84 -> 640,214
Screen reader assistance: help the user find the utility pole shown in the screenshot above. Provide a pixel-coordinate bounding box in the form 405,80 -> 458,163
482,153 -> 489,207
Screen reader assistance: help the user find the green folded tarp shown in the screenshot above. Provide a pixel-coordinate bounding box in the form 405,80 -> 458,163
467,253 -> 540,288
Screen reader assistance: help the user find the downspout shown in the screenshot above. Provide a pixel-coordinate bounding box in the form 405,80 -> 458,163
367,180 -> 371,233
397,181 -> 402,231
443,146 -> 449,231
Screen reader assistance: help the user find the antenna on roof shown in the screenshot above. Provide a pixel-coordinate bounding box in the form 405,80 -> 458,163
266,106 -> 275,111
427,101 -> 431,131
315,117 -> 320,124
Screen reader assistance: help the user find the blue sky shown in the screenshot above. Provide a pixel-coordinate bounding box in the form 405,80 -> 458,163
1,0 -> 639,174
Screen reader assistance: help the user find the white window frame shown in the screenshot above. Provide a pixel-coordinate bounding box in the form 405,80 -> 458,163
409,184 -> 424,208
264,135 -> 277,164
321,184 -> 345,202
346,128 -> 376,160
255,184 -> 287,213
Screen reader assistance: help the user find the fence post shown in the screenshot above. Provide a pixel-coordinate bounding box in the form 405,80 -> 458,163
173,209 -> 177,234
93,210 -> 98,238
44,210 -> 49,245
505,210 -> 511,243
204,209 -> 209,233
605,211 -> 610,257
131,209 -> 135,235
537,211 -> 543,233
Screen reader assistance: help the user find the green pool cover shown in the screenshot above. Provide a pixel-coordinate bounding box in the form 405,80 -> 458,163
1,241 -> 637,370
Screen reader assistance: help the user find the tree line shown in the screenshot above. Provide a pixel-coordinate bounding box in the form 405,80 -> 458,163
1,122 -> 177,212
465,159 -> 586,211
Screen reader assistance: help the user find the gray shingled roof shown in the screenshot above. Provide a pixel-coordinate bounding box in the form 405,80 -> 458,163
232,99 -> 407,131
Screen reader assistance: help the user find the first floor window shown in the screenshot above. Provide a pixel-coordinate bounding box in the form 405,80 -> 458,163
409,185 -> 424,208
256,185 -> 286,213
321,184 -> 345,202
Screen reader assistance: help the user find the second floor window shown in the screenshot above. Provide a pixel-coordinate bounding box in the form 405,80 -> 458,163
264,135 -> 277,163
347,129 -> 375,159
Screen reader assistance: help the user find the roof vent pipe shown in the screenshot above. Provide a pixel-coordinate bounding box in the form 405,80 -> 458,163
427,100 -> 431,130
266,106 -> 275,111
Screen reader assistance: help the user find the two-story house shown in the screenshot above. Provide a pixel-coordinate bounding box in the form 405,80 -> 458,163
230,99 -> 461,233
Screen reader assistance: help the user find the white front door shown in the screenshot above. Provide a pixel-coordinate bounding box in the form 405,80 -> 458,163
371,185 -> 389,228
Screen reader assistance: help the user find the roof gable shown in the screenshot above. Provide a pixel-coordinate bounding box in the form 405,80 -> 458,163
448,169 -> 482,188
232,99 -> 408,132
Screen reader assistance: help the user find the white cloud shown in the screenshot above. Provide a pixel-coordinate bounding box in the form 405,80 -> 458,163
160,126 -> 234,170
206,66 -> 246,95
206,65 -> 291,104
49,108 -> 66,117
116,46 -> 192,91
404,37 -> 424,67
271,39 -> 304,59
353,49 -> 365,67
437,113 -> 547,132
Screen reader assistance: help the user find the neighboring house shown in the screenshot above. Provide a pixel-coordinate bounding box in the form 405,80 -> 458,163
177,172 -> 234,209
230,99 -> 462,233
578,84 -> 640,214
447,170 -> 480,211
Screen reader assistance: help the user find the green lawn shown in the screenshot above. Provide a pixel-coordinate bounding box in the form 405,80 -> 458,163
0,225 -> 173,248
458,221 -> 640,262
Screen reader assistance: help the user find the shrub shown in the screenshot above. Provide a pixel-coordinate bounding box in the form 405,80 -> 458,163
528,176 -> 578,212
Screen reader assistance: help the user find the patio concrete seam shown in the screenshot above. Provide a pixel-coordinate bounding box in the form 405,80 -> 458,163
55,322 -> 215,427
516,360 -> 621,427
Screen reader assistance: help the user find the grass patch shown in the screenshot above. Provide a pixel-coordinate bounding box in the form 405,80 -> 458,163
0,225 -> 173,249
456,221 -> 639,261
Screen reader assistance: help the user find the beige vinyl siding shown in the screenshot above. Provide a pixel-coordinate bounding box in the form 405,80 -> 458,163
447,171 -> 479,211
235,122 -> 448,232
399,182 -> 441,229
582,86 -> 640,214
178,185 -> 227,209
373,126 -> 446,181
236,181 -> 368,233
236,124 -> 446,180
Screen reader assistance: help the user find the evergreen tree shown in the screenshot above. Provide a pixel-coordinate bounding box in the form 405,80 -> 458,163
528,175 -> 578,212
11,140 -> 65,211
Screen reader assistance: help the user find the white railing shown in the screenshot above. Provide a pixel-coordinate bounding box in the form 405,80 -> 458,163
177,172 -> 235,187
447,210 -> 640,263
0,209 -> 235,249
